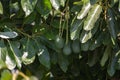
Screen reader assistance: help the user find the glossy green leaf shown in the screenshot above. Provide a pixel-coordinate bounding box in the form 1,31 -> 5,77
107,57 -> 117,76
83,4 -> 102,31
20,38 -> 36,65
5,48 -> 16,70
0,31 -> 18,39
0,1 -> 3,14
37,44 -> 50,69
36,0 -> 52,16
100,46 -> 111,67
58,53 -> 69,72
50,0 -> 60,10
23,11 -> 36,24
80,30 -> 92,43
70,19 -> 83,40
77,2 -> 91,19
21,0 -> 37,16
107,8 -> 117,40
8,41 -> 22,69
0,70 -> 12,80
50,0 -> 66,10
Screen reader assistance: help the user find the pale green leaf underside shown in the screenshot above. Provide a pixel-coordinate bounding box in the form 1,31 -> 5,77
0,32 -> 18,39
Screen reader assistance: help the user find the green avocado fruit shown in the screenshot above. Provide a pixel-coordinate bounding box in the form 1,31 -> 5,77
55,35 -> 64,49
63,42 -> 72,55
72,40 -> 80,54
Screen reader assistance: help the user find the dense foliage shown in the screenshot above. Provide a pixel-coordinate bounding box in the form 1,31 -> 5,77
0,0 -> 120,80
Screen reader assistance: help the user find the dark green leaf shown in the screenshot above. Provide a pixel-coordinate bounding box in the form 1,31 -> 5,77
100,46 -> 111,67
110,0 -> 118,7
90,0 -> 99,5
37,44 -> 50,69
81,40 -> 91,51
23,11 -> 36,24
58,53 -> 69,72
50,52 -> 58,64
88,50 -> 100,67
107,8 -> 117,40
107,56 -> 117,76
36,0 -> 52,16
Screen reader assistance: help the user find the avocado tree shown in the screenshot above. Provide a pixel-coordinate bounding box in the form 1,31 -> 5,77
0,0 -> 120,80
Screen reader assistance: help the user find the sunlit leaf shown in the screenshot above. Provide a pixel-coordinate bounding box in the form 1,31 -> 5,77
8,41 -> 22,69
0,31 -> 18,39
50,0 -> 60,10
20,38 -> 36,65
21,0 -> 37,16
83,4 -> 102,31
77,2 -> 91,19
0,70 -> 12,80
70,19 -> 83,40
5,50 -> 16,70
80,30 -> 92,43
0,60 -> 6,69
0,1 -> 3,14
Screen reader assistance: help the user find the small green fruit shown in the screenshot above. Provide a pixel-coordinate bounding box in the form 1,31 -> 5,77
72,40 -> 80,54
55,35 -> 64,49
63,42 -> 72,55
